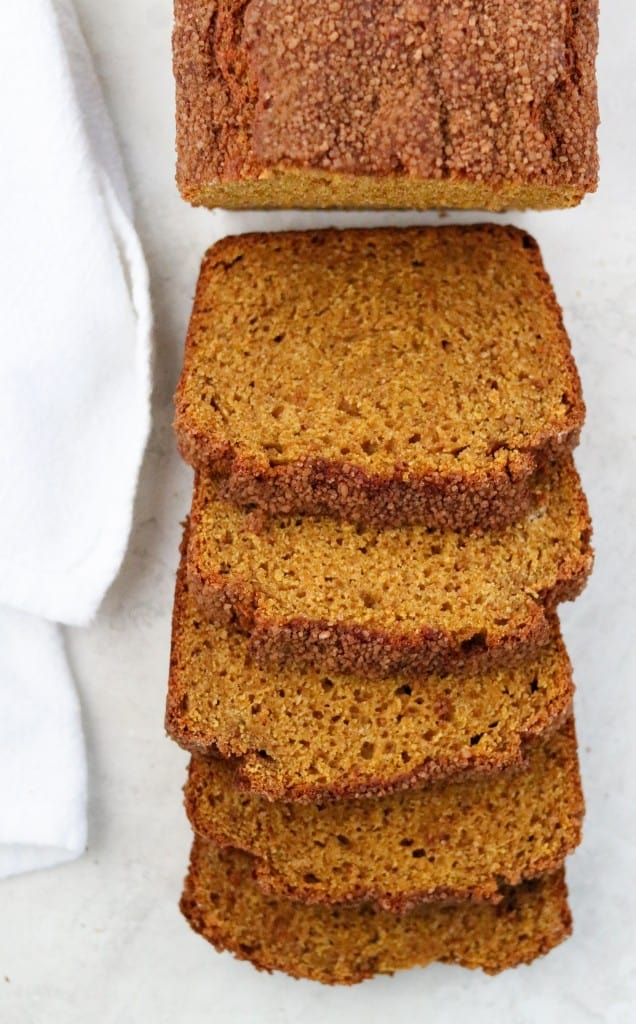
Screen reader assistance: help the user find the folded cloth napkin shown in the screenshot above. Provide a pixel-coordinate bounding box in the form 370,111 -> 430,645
0,0 -> 152,876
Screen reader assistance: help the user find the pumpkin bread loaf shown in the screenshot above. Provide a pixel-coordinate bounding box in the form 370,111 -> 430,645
175,226 -> 585,530
186,456 -> 592,678
167,552 -> 575,801
173,0 -> 599,210
185,720 -> 583,911
181,841 -> 572,983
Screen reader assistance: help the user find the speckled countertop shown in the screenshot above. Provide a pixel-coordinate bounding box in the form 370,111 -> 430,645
2,2 -> 636,1022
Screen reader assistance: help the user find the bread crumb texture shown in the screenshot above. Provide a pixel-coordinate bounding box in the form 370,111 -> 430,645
186,456 -> 592,677
175,226 -> 584,529
181,840 -> 572,983
167,547 -> 575,800
173,0 -> 599,208
185,720 -> 583,910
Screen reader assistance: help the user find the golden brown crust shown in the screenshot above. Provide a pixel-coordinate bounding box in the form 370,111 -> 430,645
188,571 -> 539,678
177,424 -> 582,533
183,722 -> 584,912
174,225 -> 585,531
180,840 -> 573,982
185,459 -> 593,680
173,0 -> 599,210
171,707 -> 574,804
166,536 -> 577,801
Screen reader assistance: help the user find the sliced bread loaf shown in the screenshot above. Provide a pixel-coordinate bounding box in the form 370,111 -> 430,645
185,721 -> 583,911
167,552 -> 574,801
186,457 -> 592,678
181,840 -> 572,983
175,226 -> 584,529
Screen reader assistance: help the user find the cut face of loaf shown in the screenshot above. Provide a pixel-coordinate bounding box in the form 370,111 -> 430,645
167,551 -> 574,801
181,840 -> 572,983
186,457 -> 593,679
175,226 -> 585,530
174,1 -> 599,210
185,720 -> 583,911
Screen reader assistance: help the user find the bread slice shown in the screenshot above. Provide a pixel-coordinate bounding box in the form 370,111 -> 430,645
167,550 -> 574,801
185,721 -> 583,911
174,1 -> 599,211
181,840 -> 572,983
186,456 -> 592,678
175,226 -> 585,530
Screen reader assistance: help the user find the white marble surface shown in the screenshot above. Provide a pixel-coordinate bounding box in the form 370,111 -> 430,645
2,2 -> 636,1021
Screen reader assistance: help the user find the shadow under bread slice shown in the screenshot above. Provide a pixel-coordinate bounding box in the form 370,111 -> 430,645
181,840 -> 572,984
167,543 -> 574,802
186,456 -> 592,679
185,720 -> 583,912
175,225 -> 585,530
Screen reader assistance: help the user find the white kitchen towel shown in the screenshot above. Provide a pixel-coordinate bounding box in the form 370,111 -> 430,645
0,608 -> 87,877
0,0 -> 152,876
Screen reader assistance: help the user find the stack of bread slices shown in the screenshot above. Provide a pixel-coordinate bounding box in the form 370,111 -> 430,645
166,224 -> 593,984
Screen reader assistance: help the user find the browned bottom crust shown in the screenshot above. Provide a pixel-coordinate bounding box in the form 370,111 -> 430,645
187,563 -> 590,681
181,840 -> 573,984
180,170 -> 590,212
177,431 -> 581,533
184,721 -> 583,912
